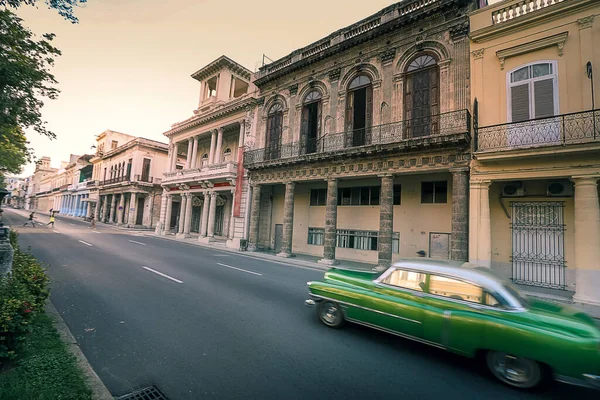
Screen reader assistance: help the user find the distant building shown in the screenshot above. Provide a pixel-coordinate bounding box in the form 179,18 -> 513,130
3,176 -> 27,208
25,156 -> 58,211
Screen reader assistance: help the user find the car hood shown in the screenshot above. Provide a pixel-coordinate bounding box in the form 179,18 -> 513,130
524,298 -> 600,339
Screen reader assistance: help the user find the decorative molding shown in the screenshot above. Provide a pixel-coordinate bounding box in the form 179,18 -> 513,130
257,97 -> 265,107
449,22 -> 469,42
496,32 -> 568,70
471,48 -> 484,60
415,33 -> 427,50
328,68 -> 341,81
289,83 -> 299,96
578,15 -> 594,30
379,48 -> 396,65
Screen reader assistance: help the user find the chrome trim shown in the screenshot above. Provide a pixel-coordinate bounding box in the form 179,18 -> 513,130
583,374 -> 600,389
346,317 -> 445,350
555,374 -> 600,390
305,299 -> 316,308
309,293 -> 422,325
442,310 -> 452,348
375,281 -> 424,297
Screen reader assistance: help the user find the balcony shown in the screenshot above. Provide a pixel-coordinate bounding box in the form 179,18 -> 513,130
475,109 -> 600,157
162,161 -> 238,185
100,175 -> 130,186
244,110 -> 471,169
134,175 -> 162,185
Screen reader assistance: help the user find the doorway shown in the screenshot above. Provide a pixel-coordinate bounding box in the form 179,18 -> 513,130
215,205 -> 225,236
135,197 -> 145,225
274,224 -> 283,253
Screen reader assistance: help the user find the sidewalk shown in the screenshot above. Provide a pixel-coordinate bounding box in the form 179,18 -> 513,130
17,208 -> 153,232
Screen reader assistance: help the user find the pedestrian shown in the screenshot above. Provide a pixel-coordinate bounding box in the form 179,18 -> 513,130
89,214 -> 96,229
23,211 -> 36,227
46,212 -> 56,227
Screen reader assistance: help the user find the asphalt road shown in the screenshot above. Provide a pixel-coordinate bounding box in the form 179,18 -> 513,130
3,209 -> 597,400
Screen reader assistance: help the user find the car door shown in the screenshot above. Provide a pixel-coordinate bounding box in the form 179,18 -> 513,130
357,268 -> 426,339
421,274 -> 486,354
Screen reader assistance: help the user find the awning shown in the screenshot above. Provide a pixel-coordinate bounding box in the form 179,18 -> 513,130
81,198 -> 98,203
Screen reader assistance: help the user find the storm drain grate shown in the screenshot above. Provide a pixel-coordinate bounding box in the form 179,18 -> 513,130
117,386 -> 168,400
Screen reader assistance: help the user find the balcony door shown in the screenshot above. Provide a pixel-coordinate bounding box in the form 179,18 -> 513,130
141,158 -> 151,182
404,55 -> 439,138
300,90 -> 322,154
345,75 -> 373,147
265,103 -> 283,160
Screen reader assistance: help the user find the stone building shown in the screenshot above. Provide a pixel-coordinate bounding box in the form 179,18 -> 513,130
158,56 -> 258,249
469,0 -> 600,305
90,130 -> 168,228
244,0 -> 475,267
25,156 -> 57,211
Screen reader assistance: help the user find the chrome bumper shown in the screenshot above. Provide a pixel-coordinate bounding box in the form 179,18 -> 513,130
305,299 -> 316,308
584,374 -> 600,389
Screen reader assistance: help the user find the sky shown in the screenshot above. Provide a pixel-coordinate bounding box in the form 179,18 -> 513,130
14,0 -> 501,176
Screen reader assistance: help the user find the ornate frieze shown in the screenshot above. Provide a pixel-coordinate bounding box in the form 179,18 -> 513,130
379,48 -> 396,65
328,68 -> 341,81
289,84 -> 299,96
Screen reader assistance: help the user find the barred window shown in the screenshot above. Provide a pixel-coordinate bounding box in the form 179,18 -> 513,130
392,232 -> 400,254
393,184 -> 402,205
308,228 -> 324,245
336,230 -> 378,251
310,189 -> 327,206
338,186 -> 380,206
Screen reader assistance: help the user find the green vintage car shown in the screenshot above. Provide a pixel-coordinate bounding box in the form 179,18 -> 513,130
305,259 -> 600,390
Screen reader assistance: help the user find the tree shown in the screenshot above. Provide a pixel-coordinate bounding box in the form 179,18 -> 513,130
0,0 -> 87,23
0,125 -> 30,176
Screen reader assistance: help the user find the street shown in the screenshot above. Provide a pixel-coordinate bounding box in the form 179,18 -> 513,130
3,209 -> 597,400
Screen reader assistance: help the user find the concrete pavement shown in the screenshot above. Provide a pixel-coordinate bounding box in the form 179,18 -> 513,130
3,208 -> 597,399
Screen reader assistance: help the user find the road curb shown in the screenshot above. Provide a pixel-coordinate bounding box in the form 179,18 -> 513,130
46,301 -> 114,400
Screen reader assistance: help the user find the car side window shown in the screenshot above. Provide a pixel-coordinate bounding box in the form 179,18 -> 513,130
485,292 -> 501,307
382,269 -> 426,291
429,275 -> 483,304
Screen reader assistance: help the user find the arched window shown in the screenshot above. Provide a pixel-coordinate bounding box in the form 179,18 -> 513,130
346,75 -> 373,147
201,153 -> 209,167
222,148 -> 232,162
404,54 -> 440,138
265,102 -> 284,160
301,90 -> 323,154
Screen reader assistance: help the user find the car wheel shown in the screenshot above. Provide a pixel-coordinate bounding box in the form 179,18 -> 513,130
317,301 -> 345,328
486,351 -> 546,389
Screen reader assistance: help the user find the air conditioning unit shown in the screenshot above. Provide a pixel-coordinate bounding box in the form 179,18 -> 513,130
547,181 -> 573,197
502,182 -> 525,197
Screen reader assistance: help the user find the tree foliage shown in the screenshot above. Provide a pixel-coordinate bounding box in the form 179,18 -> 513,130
0,125 -> 31,175
0,0 -> 87,23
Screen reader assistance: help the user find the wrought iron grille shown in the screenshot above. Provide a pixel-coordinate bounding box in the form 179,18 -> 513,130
101,175 -> 130,185
476,109 -> 600,152
511,202 -> 566,290
244,109 -> 471,167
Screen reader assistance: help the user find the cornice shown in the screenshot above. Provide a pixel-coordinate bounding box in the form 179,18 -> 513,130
496,31 -> 568,70
100,138 -> 168,160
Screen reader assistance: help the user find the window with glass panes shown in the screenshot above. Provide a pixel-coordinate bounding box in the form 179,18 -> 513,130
337,186 -> 380,206
336,230 -> 378,250
508,61 -> 558,123
307,228 -> 324,245
309,189 -> 327,206
421,181 -> 447,204
393,185 -> 401,205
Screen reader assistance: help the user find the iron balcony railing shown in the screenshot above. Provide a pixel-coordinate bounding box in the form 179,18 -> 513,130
475,109 -> 600,152
134,175 -> 161,184
100,175 -> 130,185
244,109 -> 471,167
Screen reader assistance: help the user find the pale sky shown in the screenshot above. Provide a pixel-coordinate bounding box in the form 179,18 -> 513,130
15,0 -> 501,176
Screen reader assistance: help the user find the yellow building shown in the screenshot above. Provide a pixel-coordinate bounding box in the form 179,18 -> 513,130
469,0 -> 600,305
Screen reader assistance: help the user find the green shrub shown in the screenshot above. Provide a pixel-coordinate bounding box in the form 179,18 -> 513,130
8,229 -> 18,250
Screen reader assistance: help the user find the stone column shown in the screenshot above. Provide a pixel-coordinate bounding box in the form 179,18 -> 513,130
183,193 -> 193,235
162,194 -> 173,235
86,196 -> 92,218
95,196 -> 102,220
177,194 -> 187,236
108,195 -> 116,223
573,176 -> 600,305
277,182 -> 296,258
469,180 -> 492,268
319,178 -> 339,265
171,142 -> 178,171
199,192 -> 211,238
185,138 -> 193,169
451,168 -> 469,261
207,192 -> 218,238
248,184 -> 261,251
190,136 -> 199,168
215,127 -> 224,164
209,129 -> 217,165
228,192 -> 236,239
117,194 -> 125,224
128,192 -> 137,226
376,174 -> 394,270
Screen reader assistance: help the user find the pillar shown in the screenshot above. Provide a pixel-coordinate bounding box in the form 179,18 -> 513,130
100,195 -> 107,222
277,182 -> 296,258
128,192 -> 137,226
572,176 -> 600,305
469,180 -> 492,268
207,192 -> 217,238
86,196 -> 92,218
162,194 -> 173,235
248,185 -> 261,251
319,178 -> 339,265
191,136 -> 199,169
209,130 -> 217,165
108,194 -> 116,223
200,191 -> 211,237
95,195 -> 102,220
185,138 -> 193,169
177,194 -> 187,236
183,193 -> 193,235
215,127 -> 224,164
451,168 -> 469,262
376,174 -> 394,270
171,142 -> 178,171
117,194 -> 125,224
228,192 -> 236,239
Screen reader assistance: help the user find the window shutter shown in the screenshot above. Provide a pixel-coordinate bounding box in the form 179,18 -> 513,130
534,78 -> 555,118
510,83 -> 530,122
300,106 -> 309,150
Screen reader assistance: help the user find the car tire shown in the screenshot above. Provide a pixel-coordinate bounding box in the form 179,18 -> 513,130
486,351 -> 547,389
317,301 -> 345,328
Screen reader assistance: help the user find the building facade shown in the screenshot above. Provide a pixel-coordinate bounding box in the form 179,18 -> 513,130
2,176 -> 27,208
469,0 -> 600,304
244,0 -> 475,268
158,56 -> 258,249
91,130 -> 168,228
25,156 -> 57,211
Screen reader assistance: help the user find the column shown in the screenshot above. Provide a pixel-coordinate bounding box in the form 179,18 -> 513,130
185,138 -> 193,169
128,193 -> 137,226
95,196 -> 102,220
190,136 -> 199,169
248,185 -> 261,251
209,129 -> 217,165
277,182 -> 296,258
469,180 -> 491,268
85,196 -> 92,218
376,174 -> 394,270
214,127 -> 224,164
177,194 -> 187,236
573,176 -> 600,305
117,194 -> 125,224
182,193 -> 193,235
162,194 -> 173,235
319,179 -> 339,265
199,191 -> 211,237
171,143 -> 178,171
451,168 -> 469,262
228,192 -> 236,239
75,195 -> 82,216
145,193 -> 154,227
99,195 -> 107,222
108,195 -> 116,223
207,192 -> 218,238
